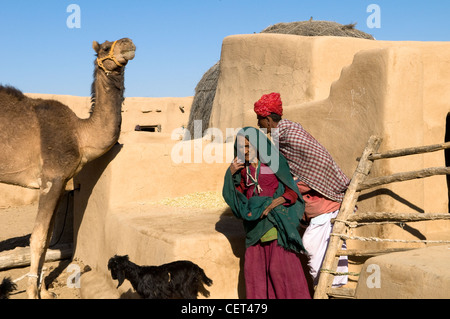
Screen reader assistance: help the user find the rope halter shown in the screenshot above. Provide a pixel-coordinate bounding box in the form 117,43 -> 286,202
96,40 -> 124,74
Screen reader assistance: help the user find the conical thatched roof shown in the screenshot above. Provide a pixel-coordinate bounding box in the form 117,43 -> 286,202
186,62 -> 220,139
186,20 -> 374,138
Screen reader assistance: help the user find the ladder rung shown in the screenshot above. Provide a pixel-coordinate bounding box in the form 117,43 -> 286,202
327,287 -> 356,299
336,247 -> 417,257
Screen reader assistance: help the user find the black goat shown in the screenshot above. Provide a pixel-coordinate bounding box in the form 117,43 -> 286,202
0,277 -> 17,299
107,255 -> 213,299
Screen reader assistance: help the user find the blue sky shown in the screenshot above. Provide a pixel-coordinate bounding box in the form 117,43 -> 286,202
1,0 -> 449,97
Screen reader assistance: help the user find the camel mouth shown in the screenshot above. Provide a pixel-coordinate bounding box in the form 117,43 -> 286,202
122,50 -> 136,61
114,49 -> 135,66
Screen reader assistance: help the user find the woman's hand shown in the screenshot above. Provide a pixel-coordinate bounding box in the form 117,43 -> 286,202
230,157 -> 245,175
260,197 -> 286,218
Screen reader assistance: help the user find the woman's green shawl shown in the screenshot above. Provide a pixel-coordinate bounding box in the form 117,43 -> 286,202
222,127 -> 306,253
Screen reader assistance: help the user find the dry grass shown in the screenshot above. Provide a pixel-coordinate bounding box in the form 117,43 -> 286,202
261,20 -> 374,39
157,191 -> 227,209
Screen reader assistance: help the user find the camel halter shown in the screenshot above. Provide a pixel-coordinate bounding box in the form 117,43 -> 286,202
96,40 -> 124,74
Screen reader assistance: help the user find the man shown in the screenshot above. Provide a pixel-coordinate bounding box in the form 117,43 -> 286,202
254,92 -> 350,287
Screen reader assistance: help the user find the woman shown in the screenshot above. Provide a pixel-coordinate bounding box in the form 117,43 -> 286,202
222,127 -> 311,299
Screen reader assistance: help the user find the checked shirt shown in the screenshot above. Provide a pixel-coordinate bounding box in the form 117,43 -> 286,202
271,119 -> 350,203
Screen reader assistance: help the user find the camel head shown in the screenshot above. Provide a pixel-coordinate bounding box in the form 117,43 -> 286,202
93,38 -> 136,74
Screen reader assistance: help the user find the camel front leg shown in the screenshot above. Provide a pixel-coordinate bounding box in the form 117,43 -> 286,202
27,178 -> 64,299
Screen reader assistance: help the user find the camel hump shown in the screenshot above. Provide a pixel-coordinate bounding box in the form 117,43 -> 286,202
0,85 -> 26,101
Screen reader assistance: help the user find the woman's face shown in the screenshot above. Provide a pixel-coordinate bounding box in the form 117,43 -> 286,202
237,135 -> 257,163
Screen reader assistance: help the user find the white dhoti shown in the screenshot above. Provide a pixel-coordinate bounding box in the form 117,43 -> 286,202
302,210 -> 348,287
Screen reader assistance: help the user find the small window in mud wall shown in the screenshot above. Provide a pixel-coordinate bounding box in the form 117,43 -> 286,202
445,113 -> 450,213
135,124 -> 161,133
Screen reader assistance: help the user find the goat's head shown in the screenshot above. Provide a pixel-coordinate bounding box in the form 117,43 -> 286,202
107,255 -> 130,288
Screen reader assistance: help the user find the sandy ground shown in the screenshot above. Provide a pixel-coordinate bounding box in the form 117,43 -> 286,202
0,204 -> 83,299
0,201 -> 358,299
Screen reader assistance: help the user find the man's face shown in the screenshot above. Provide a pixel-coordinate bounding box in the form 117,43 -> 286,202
257,115 -> 271,134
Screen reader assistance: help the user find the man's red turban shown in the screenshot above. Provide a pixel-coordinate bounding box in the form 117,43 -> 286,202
254,92 -> 283,117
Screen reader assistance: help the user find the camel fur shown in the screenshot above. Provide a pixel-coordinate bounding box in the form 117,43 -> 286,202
0,38 -> 136,298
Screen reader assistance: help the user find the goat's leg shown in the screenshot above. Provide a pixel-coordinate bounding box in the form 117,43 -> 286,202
27,178 -> 64,299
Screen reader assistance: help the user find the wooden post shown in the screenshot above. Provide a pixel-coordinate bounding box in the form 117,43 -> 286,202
313,135 -> 382,299
0,244 -> 72,271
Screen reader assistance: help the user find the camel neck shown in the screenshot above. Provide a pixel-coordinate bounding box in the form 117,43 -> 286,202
80,66 -> 124,162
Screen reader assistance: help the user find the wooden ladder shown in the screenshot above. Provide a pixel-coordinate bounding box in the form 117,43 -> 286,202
314,135 -> 450,299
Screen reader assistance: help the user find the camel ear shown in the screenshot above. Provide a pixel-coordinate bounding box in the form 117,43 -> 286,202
92,41 -> 100,53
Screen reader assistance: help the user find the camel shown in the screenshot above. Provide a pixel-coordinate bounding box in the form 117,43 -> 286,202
0,38 -> 136,298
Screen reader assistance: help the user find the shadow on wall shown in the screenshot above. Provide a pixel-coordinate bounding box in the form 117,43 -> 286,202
445,113 -> 450,213
73,143 -> 123,249
359,188 -> 425,214
214,209 -> 246,298
357,188 -> 427,240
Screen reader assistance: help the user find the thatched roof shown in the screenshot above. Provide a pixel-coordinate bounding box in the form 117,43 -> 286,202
261,20 -> 374,39
186,62 -> 220,139
186,20 -> 374,138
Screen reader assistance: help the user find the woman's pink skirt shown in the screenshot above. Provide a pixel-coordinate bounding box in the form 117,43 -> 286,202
244,240 -> 311,299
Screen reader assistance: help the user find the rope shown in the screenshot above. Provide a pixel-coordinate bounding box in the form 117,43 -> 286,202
333,218 -> 406,228
13,269 -> 46,284
331,233 -> 450,244
13,273 -> 33,283
320,268 -> 360,277
97,40 -> 123,74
